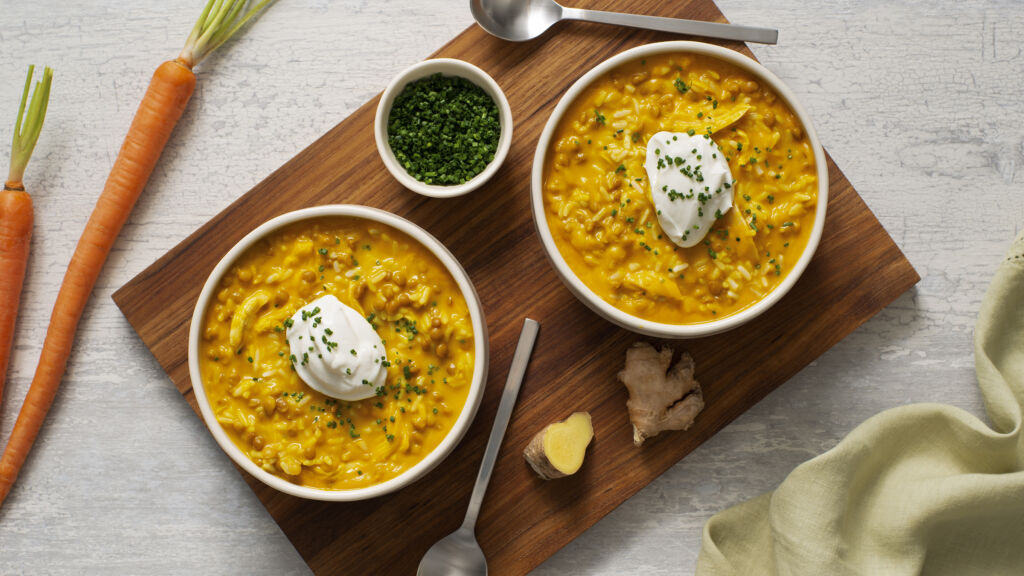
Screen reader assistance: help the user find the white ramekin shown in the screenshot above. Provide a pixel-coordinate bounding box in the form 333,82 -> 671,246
188,205 -> 489,501
531,41 -> 829,339
375,58 -> 513,198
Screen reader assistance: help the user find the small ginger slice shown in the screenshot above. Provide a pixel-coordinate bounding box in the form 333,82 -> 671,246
618,342 -> 704,446
524,412 -> 594,480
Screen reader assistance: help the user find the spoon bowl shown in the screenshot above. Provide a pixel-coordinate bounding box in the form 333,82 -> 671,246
470,0 -> 778,44
417,526 -> 487,576
471,0 -> 563,42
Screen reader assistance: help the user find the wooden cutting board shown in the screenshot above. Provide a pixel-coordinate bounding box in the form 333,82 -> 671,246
113,1 -> 919,573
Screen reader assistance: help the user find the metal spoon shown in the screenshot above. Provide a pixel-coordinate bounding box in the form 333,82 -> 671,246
417,318 -> 540,576
471,0 -> 778,45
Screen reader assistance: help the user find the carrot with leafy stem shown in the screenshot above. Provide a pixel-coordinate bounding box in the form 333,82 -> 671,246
1,66 -> 53,413
0,0 -> 273,506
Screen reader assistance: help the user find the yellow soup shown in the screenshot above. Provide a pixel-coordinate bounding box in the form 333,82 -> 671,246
198,217 -> 475,490
543,52 -> 819,324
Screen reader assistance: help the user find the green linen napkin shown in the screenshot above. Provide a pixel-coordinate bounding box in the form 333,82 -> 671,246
697,231 -> 1024,575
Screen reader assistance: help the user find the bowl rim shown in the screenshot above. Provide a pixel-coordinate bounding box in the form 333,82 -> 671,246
374,57 -> 514,198
530,41 -> 829,339
187,204 -> 490,501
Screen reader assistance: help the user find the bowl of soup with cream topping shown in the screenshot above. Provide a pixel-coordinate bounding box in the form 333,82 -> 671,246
532,41 -> 828,338
188,205 -> 488,501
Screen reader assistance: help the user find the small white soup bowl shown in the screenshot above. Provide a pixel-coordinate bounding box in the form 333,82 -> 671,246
531,41 -> 829,339
188,205 -> 489,501
375,58 -> 514,198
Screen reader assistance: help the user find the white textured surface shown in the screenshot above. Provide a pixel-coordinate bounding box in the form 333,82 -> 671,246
0,0 -> 1019,573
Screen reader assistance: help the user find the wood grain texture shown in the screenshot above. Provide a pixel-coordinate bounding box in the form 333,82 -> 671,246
110,2 -> 917,574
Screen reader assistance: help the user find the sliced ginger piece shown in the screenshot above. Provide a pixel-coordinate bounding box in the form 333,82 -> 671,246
618,342 -> 704,446
524,412 -> 594,480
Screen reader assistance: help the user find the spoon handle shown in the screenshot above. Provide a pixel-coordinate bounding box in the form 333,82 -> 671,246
461,318 -> 540,530
561,7 -> 778,45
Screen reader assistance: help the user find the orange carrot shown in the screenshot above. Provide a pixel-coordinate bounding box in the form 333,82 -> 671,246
1,66 -> 52,413
0,0 -> 272,506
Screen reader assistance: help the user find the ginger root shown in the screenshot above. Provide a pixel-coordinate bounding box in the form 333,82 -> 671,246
618,342 -> 704,446
523,412 -> 594,480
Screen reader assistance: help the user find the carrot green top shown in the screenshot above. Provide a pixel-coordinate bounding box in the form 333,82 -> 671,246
7,65 -> 53,186
178,0 -> 275,68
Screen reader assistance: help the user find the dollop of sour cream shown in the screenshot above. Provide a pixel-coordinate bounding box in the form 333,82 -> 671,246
644,131 -> 735,248
286,294 -> 387,401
